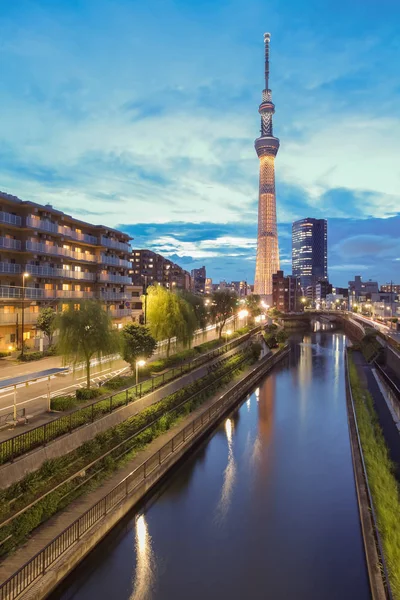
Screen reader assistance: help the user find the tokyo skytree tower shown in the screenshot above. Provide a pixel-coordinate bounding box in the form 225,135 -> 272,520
254,33 -> 280,300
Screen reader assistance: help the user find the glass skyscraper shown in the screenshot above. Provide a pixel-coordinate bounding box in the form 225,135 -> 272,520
292,218 -> 328,289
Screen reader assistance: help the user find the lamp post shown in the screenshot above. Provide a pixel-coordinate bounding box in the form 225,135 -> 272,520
225,328 -> 232,344
21,272 -> 30,358
136,359 -> 146,386
238,309 -> 249,327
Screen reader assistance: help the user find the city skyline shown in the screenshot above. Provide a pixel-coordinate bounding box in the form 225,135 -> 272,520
0,1 -> 399,286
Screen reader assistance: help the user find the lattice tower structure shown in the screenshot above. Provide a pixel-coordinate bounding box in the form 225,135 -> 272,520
254,33 -> 280,300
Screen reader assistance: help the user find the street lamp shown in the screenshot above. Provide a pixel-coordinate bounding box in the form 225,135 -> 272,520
136,359 -> 146,386
225,328 -> 232,344
21,272 -> 30,358
238,309 -> 249,327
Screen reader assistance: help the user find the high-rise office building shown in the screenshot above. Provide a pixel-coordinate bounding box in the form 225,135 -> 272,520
191,266 -> 206,294
254,33 -> 280,301
292,218 -> 327,289
272,270 -> 301,313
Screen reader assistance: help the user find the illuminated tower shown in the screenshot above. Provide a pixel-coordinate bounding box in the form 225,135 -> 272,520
254,32 -> 280,301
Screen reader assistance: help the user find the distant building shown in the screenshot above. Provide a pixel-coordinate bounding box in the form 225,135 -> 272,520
131,249 -> 191,291
333,286 -> 349,298
211,280 -> 249,297
205,277 -> 213,295
381,283 -> 400,294
348,275 -> 379,307
191,266 -> 206,294
315,281 -> 333,304
272,270 -> 301,313
292,218 -> 328,289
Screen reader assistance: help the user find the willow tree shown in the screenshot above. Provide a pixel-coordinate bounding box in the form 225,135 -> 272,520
146,285 -> 196,356
56,300 -> 119,388
210,289 -> 237,338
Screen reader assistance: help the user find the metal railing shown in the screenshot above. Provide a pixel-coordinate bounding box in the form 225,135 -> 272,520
344,349 -> 393,600
0,212 -> 21,226
100,255 -> 132,268
25,265 -> 97,281
0,263 -> 22,275
99,273 -> 131,284
0,238 -> 21,250
0,346 -> 286,600
25,241 -> 97,263
100,237 -> 131,253
0,330 -> 256,465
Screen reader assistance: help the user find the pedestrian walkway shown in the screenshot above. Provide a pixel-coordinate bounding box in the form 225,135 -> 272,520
0,363 -> 254,585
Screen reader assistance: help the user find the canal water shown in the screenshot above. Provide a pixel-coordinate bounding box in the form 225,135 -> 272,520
53,330 -> 371,600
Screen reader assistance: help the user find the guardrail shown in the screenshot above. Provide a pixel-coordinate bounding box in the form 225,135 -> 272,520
0,346 -> 287,600
344,349 -> 393,600
0,328 -> 259,466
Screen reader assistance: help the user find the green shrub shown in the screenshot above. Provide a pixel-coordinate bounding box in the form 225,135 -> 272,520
0,351 -> 11,358
75,388 -> 102,401
18,351 -> 44,362
51,396 -> 79,411
348,356 -> 400,598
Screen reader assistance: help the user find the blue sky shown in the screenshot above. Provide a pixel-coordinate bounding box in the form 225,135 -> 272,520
1,0 -> 399,286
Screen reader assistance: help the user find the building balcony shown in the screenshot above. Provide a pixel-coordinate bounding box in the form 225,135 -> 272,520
26,241 -> 97,262
0,286 -> 94,300
59,226 -> 98,245
0,211 -> 22,227
100,236 -> 131,253
27,217 -> 99,245
26,216 -> 59,234
99,273 -> 132,284
25,264 -> 97,281
0,311 -> 38,325
108,308 -> 132,319
99,254 -> 132,268
0,262 -> 22,275
100,291 -> 131,301
0,237 -> 21,250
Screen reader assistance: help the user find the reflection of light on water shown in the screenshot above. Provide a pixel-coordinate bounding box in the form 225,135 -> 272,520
255,388 -> 260,402
333,334 -> 340,401
215,418 -> 236,524
246,397 -> 251,411
130,514 -> 155,600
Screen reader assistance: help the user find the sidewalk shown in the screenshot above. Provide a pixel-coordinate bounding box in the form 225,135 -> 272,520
0,361 -> 255,585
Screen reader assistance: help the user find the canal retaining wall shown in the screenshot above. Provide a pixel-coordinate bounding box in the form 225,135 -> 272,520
0,348 -> 289,600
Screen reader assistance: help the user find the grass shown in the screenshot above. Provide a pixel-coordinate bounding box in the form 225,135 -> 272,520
0,347 -> 257,557
348,353 -> 400,598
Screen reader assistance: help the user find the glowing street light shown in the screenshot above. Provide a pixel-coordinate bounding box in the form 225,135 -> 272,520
136,359 -> 146,386
225,328 -> 232,344
21,272 -> 30,358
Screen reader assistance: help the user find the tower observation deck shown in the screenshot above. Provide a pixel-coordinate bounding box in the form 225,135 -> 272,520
254,32 -> 280,301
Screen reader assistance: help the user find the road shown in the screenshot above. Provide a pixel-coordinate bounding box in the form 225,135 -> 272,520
0,320 -> 230,422
350,313 -> 400,342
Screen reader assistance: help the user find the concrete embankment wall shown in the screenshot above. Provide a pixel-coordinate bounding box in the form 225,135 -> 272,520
0,345 -> 246,489
386,345 -> 400,377
19,349 -> 289,600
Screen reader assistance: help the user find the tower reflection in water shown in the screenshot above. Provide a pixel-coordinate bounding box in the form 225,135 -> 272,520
250,375 -> 275,483
130,514 -> 155,600
215,418 -> 237,524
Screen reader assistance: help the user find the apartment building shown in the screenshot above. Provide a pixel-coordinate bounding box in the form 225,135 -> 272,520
0,191 -> 134,351
131,249 -> 191,291
272,270 -> 301,313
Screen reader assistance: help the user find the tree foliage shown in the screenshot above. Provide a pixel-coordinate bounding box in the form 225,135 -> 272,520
245,294 -> 262,320
121,323 -> 157,372
210,289 -> 237,338
146,285 -> 197,356
179,290 -> 207,330
56,301 -> 119,388
36,307 -> 57,346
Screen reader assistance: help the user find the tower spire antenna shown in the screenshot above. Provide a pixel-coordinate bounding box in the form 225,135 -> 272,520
254,32 -> 280,302
264,32 -> 271,89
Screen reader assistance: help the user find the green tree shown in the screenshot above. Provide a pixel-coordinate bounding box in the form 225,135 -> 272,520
179,290 -> 207,331
36,307 -> 57,347
56,301 -> 119,388
245,294 -> 262,322
146,285 -> 194,356
210,289 -> 237,338
121,323 -> 157,372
